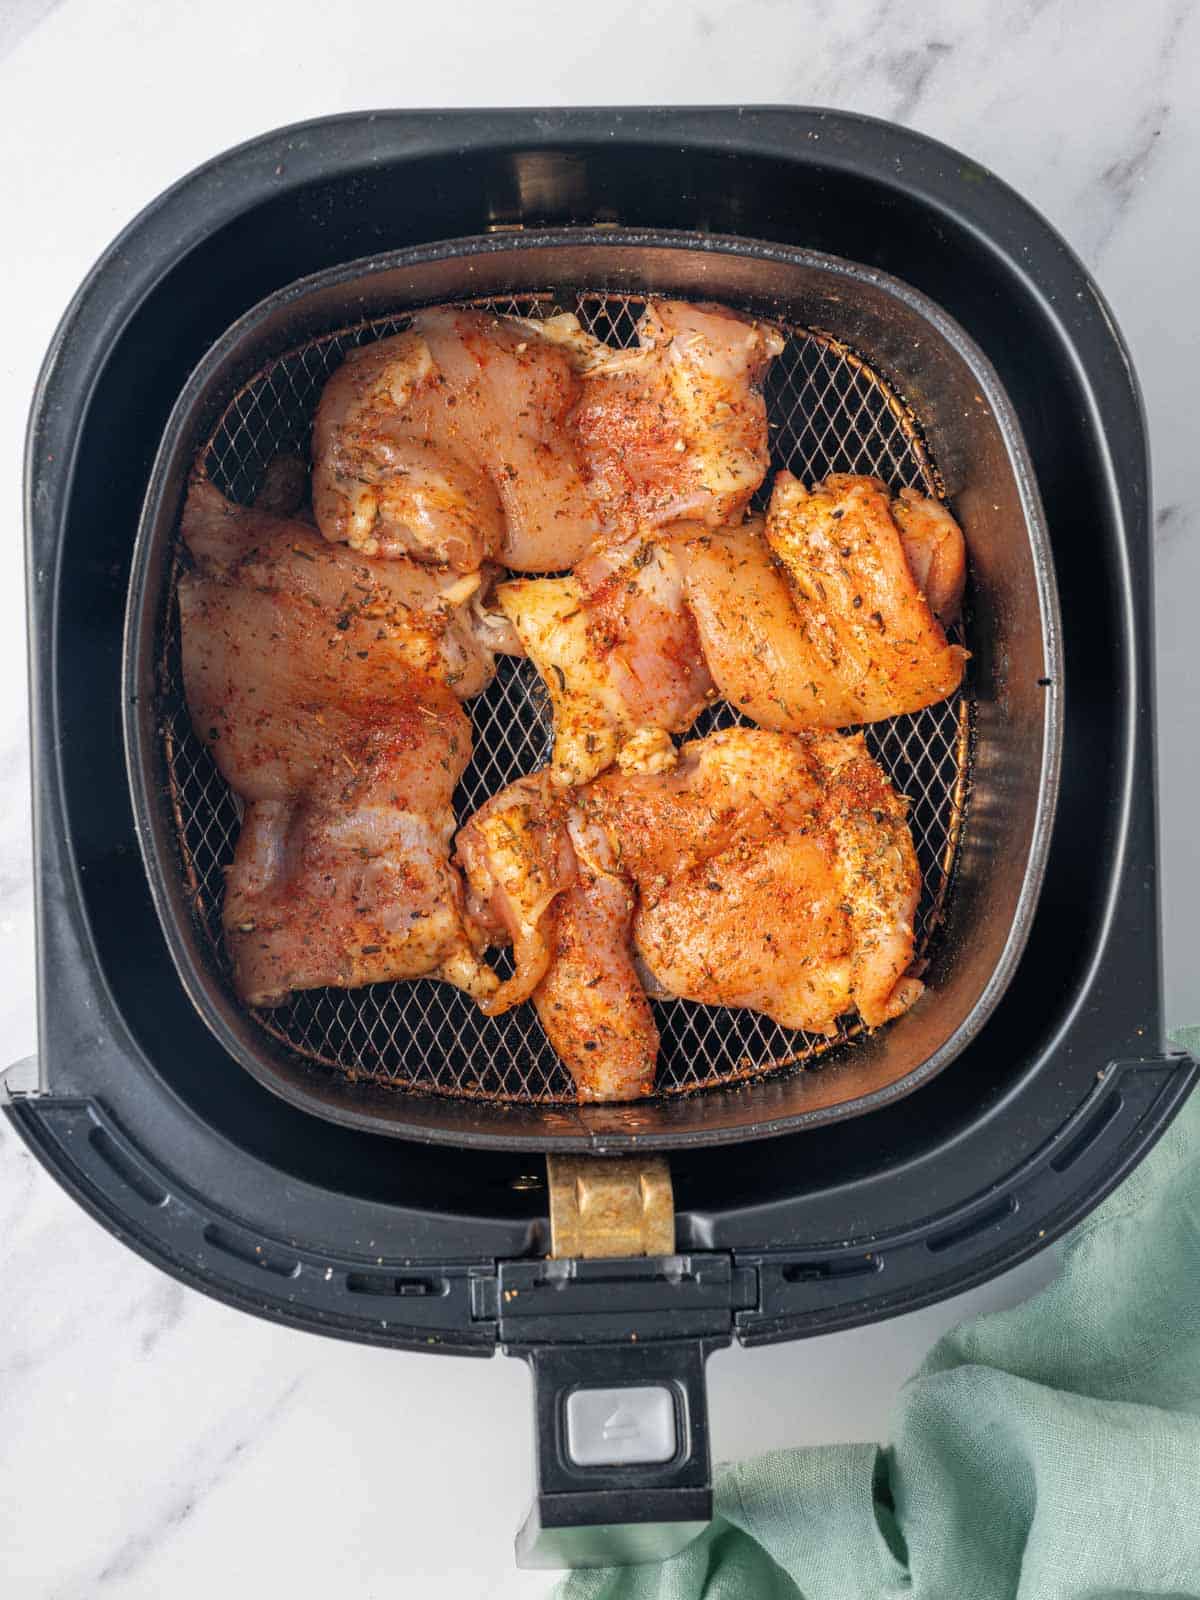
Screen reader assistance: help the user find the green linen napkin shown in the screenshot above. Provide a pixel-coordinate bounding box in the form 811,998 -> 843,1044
562,1026 -> 1200,1600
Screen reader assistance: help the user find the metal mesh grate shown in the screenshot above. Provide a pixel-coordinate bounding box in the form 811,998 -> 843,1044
160,292 -> 971,1103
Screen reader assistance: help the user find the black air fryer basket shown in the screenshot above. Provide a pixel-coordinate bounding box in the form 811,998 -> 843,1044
9,109 -> 1195,1570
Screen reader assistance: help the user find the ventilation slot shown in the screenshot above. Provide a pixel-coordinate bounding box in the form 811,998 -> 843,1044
203,1223 -> 299,1278
1050,1091 -> 1124,1174
927,1195 -> 1017,1254
345,1272 -> 447,1298
88,1127 -> 168,1208
782,1255 -> 882,1284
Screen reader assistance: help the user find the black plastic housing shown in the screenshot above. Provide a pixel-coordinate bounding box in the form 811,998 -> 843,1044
11,108 -> 1193,1359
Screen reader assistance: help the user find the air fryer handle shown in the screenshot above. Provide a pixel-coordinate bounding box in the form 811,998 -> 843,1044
514,1338 -> 714,1570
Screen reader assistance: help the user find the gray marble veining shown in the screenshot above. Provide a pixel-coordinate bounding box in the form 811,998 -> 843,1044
92,1375 -> 306,1592
0,0 -> 65,67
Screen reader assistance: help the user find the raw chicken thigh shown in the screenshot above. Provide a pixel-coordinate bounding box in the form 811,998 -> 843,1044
744,472 -> 966,726
179,481 -> 499,1007
531,810 -> 659,1102
311,308 -> 603,572
454,728 -> 923,1100
571,300 -> 785,534
456,778 -> 658,1100
587,728 -> 922,1034
455,771 -> 576,1014
494,531 -> 714,786
673,476 -> 967,731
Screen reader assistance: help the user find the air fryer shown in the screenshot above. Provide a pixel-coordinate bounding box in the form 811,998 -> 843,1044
8,109 -> 1194,1570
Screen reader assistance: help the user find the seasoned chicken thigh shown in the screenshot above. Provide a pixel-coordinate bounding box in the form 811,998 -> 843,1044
890,487 -> 967,625
179,481 -> 499,1007
495,531 -> 714,786
188,290 -> 957,1108
455,772 -> 576,1013
533,812 -> 658,1102
454,778 -> 658,1098
571,300 -> 785,534
806,733 -> 924,1027
584,728 -> 920,1035
454,728 -> 922,1100
311,309 -> 603,572
760,472 -> 966,722
679,477 -> 966,730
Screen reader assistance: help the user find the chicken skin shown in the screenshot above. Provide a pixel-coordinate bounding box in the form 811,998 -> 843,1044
455,779 -> 658,1098
679,476 -> 966,731
454,771 -> 576,1014
890,487 -> 967,626
311,308 -> 603,572
532,812 -> 659,1102
586,728 -> 921,1034
494,531 -> 714,786
179,481 -> 499,1007
571,300 -> 785,534
454,728 -> 922,1099
760,472 -> 965,723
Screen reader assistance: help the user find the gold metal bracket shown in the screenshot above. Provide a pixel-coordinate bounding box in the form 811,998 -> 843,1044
546,1155 -> 675,1260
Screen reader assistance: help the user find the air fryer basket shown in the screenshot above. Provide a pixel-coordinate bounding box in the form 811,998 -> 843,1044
124,232 -> 1063,1150
166,294 -> 967,1102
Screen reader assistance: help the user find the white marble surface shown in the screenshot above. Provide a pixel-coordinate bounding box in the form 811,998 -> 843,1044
1,1 -> 1198,1595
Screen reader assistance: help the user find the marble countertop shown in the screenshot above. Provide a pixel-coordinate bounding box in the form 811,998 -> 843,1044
2,1 -> 1197,1594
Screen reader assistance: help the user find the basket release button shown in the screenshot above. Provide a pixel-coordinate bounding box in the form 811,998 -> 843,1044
565,1385 -> 677,1467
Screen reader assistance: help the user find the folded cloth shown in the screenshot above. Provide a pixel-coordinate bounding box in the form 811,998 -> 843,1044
561,1026 -> 1200,1600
